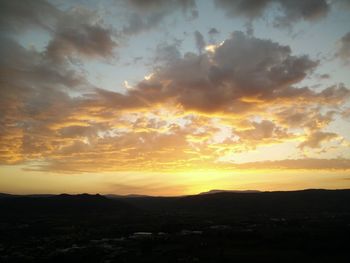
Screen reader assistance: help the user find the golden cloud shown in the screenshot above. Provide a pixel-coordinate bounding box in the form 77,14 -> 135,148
1,22 -> 350,173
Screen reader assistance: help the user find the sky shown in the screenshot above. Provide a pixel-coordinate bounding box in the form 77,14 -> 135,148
1,0 -> 350,196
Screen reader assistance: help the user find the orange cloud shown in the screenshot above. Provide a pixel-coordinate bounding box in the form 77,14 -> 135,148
1,25 -> 349,173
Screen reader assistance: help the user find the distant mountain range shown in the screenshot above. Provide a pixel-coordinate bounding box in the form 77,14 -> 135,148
198,189 -> 261,195
1,189 -> 350,217
105,194 -> 151,199
0,189 -> 265,199
0,193 -> 136,215
0,188 -> 339,199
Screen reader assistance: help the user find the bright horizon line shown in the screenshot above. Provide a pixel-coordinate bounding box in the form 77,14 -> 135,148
2,188 -> 350,197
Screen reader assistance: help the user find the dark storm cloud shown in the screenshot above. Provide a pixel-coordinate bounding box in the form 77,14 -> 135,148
214,0 -> 330,28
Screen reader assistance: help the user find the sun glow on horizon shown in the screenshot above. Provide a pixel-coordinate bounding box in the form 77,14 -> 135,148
1,0 -> 350,195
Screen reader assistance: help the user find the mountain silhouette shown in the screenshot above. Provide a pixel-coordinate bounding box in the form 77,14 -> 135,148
0,193 -> 136,215
198,189 -> 261,195
1,189 -> 350,217
117,189 -> 350,216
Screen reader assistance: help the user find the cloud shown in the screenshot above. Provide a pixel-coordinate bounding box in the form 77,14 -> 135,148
154,42 -> 182,64
208,28 -> 219,35
122,12 -> 164,35
1,19 -> 349,173
342,107 -> 350,119
334,0 -> 350,10
298,131 -> 339,149
0,36 -> 86,97
122,0 -> 197,35
194,30 -> 206,53
0,2 -> 106,164
232,158 -> 350,170
236,120 -> 288,142
336,31 -> 350,65
127,0 -> 196,11
132,31 -> 319,113
214,0 -> 271,19
0,0 -> 118,165
272,0 -> 330,28
275,107 -> 335,131
214,0 -> 330,28
208,28 -> 220,43
46,7 -> 117,62
0,0 -> 60,32
0,0 -> 117,62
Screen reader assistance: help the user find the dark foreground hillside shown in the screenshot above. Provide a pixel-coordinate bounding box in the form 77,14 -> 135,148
1,189 -> 350,262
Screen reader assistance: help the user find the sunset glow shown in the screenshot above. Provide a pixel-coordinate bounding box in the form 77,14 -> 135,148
1,0 -> 350,195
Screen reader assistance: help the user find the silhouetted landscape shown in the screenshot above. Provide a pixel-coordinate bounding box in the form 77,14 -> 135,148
2,0 -> 350,262
1,189 -> 350,262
